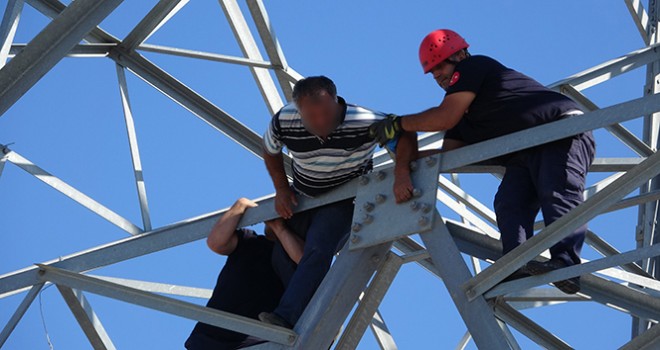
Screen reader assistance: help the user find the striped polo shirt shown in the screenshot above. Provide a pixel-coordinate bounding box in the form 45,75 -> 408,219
263,97 -> 389,197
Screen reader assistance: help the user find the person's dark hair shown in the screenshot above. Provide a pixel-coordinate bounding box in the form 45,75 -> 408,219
292,76 -> 337,104
446,49 -> 470,65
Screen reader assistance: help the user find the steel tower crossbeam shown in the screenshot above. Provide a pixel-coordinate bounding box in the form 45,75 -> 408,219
2,1 -> 660,349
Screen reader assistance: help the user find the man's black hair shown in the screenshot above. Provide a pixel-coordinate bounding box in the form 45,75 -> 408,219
446,48 -> 470,65
292,76 -> 337,103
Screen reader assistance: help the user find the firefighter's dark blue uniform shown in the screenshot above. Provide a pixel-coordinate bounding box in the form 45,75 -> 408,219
444,55 -> 596,267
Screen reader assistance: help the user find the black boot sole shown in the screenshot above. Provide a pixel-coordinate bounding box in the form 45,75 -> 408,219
525,261 -> 581,295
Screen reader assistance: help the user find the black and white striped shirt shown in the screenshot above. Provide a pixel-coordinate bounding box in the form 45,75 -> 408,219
263,97 -> 389,197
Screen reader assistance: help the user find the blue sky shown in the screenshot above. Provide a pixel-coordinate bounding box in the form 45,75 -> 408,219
0,1 -> 652,349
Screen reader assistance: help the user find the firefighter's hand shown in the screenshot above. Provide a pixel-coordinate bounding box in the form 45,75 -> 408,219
393,172 -> 414,203
369,114 -> 403,146
264,217 -> 286,233
231,197 -> 258,214
275,187 -> 298,219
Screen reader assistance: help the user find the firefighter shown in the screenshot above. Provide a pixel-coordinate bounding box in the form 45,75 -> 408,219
184,198 -> 304,349
369,29 -> 595,294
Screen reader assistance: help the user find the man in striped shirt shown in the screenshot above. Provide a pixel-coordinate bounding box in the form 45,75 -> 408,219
259,76 -> 417,328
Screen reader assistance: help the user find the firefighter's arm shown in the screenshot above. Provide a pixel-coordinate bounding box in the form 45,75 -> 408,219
400,91 -> 475,132
207,198 -> 257,255
265,218 -> 304,264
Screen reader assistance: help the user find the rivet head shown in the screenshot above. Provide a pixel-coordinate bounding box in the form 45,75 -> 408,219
363,202 -> 375,212
418,216 -> 429,226
359,176 -> 370,185
410,201 -> 420,211
371,254 -> 381,263
375,171 -> 386,181
425,157 -> 437,167
375,194 -> 387,203
410,161 -> 418,171
412,188 -> 423,198
362,214 -> 373,224
351,234 -> 361,243
352,223 -> 362,232
421,203 -> 432,213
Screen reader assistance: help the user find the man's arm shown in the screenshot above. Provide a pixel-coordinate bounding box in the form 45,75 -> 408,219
400,91 -> 476,132
263,150 -> 290,191
393,131 -> 418,203
263,149 -> 298,219
207,198 -> 257,255
265,219 -> 304,264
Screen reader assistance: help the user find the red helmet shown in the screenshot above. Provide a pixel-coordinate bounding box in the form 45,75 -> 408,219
419,29 -> 469,74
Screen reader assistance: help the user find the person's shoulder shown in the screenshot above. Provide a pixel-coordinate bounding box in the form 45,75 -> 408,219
469,55 -> 498,62
276,103 -> 301,121
458,55 -> 503,69
344,100 -> 387,122
346,105 -> 384,117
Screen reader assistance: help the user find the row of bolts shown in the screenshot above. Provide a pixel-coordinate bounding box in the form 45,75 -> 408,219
351,156 -> 438,244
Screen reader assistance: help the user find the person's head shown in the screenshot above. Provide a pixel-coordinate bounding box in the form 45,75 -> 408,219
292,76 -> 340,138
263,225 -> 276,241
418,29 -> 470,91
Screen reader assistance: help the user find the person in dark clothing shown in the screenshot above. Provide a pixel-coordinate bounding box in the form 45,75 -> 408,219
185,198 -> 304,349
369,29 -> 595,294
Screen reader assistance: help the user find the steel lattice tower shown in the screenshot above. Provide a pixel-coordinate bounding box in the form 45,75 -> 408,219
1,1 -> 660,349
